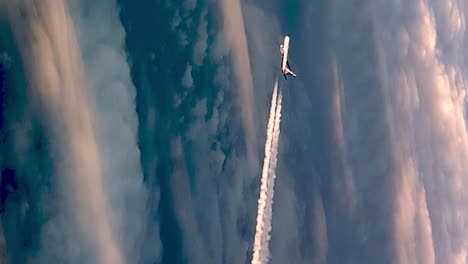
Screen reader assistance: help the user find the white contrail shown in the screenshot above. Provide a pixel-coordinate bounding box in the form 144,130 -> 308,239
252,78 -> 278,264
262,85 -> 283,263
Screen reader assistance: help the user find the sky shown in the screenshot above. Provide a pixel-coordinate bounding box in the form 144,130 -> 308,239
0,0 -> 467,264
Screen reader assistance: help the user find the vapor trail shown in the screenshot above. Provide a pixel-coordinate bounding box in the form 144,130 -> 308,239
3,1 -> 123,263
252,79 -> 278,264
252,78 -> 283,264
262,85 -> 282,263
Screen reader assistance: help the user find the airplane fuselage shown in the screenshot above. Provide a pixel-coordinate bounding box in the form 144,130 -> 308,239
279,35 -> 297,80
280,36 -> 290,74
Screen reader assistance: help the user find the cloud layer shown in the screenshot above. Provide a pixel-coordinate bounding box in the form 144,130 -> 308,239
67,0 -> 154,261
1,0 -> 467,263
4,1 -> 124,262
2,0 -> 150,262
219,0 -> 259,170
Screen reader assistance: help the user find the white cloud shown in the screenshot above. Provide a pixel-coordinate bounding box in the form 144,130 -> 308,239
218,0 -> 259,170
321,0 -> 440,262
5,0 -> 125,261
242,1 -> 281,123
310,186 -> 328,264
67,0 -> 159,262
182,64 -> 194,88
169,92 -> 228,263
169,136 -> 214,264
327,55 -> 357,218
452,249 -> 468,264
4,0 -> 158,262
370,0 -> 468,262
414,185 -> 435,264
429,0 -> 465,61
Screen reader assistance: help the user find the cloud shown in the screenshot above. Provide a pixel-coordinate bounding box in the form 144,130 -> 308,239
327,55 -> 357,218
309,1 -> 400,262
168,15 -> 275,257
210,31 -> 229,63
268,169 -> 303,264
429,0 -> 465,60
169,136 -> 214,264
312,0 -> 464,263
175,4 -> 285,262
239,4 -> 315,264
183,0 -> 197,12
452,249 -> 468,264
170,0 -> 204,49
192,8 -> 208,66
67,0 -> 159,262
169,92 -> 231,263
182,64 -> 194,88
218,0 -> 259,170
310,186 -> 328,264
414,185 -> 435,264
393,156 -> 426,264
3,0 -> 157,262
242,1 -> 282,116
174,56 -> 254,263
209,0 -> 468,263
4,1 -> 124,262
370,0 -> 468,262
171,9 -> 182,31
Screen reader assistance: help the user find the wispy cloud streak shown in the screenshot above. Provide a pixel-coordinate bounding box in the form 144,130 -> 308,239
219,0 -> 258,170
3,1 -> 125,262
67,0 -> 153,261
372,0 -> 468,262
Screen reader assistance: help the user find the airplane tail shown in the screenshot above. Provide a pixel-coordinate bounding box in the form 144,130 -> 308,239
284,68 -> 297,78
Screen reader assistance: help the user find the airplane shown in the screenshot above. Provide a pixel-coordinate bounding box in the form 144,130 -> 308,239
279,35 -> 297,80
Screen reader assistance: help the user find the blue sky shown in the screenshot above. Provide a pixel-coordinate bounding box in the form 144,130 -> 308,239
1,0 -> 468,263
